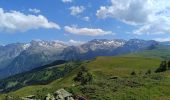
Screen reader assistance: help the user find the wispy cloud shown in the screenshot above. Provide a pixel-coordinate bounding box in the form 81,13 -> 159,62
29,8 -> 41,14
62,0 -> 73,3
154,38 -> 170,42
69,6 -> 85,16
64,26 -> 113,36
82,16 -> 90,21
68,39 -> 85,45
53,39 -> 85,46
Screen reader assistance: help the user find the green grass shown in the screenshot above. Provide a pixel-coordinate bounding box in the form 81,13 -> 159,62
1,56 -> 170,100
0,61 -> 80,93
87,56 -> 161,76
125,45 -> 170,60
1,63 -> 83,97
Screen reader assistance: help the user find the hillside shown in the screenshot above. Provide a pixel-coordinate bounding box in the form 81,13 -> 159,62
0,60 -> 81,93
1,56 -> 170,100
125,45 -> 170,60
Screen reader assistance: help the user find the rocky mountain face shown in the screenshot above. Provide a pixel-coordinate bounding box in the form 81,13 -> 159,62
62,39 -> 158,60
0,39 -> 159,79
0,43 -> 27,70
62,39 -> 126,60
114,39 -> 159,55
0,40 -> 68,79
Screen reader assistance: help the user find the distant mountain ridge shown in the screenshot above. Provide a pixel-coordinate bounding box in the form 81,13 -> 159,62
0,39 -> 159,79
62,39 -> 158,60
0,43 -> 27,70
0,40 -> 68,79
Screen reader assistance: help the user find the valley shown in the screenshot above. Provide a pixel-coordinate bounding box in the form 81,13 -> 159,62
0,56 -> 170,100
1,0 -> 170,99
0,39 -> 159,79
0,39 -> 170,100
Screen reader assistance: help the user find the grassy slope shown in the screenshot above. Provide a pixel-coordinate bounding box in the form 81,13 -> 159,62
80,57 -> 170,100
1,56 -> 170,100
0,61 -> 80,93
125,45 -> 170,60
0,62 -> 84,98
88,57 -> 160,76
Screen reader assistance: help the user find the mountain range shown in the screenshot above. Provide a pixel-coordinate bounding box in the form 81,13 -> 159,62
0,39 -> 160,79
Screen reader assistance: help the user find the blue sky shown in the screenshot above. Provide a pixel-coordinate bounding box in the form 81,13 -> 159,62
0,0 -> 170,44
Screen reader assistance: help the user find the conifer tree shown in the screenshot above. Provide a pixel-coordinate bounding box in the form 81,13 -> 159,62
168,61 -> 170,69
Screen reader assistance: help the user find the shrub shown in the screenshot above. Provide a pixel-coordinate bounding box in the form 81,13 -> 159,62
145,69 -> 151,75
131,71 -> 136,76
74,66 -> 93,85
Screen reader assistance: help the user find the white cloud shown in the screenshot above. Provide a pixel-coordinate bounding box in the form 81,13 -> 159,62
0,8 -> 60,33
69,6 -> 85,16
96,0 -> 150,25
29,8 -> 41,14
62,0 -> 72,3
82,16 -> 90,21
154,38 -> 170,42
53,39 -> 85,46
64,26 -> 113,36
68,39 -> 85,45
96,0 -> 170,35
134,16 -> 170,35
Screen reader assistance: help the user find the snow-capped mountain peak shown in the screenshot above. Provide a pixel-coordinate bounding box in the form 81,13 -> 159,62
22,43 -> 31,50
80,39 -> 126,51
30,40 -> 68,49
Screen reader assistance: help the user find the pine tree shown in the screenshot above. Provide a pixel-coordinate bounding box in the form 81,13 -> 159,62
168,61 -> 170,69
155,61 -> 167,73
162,61 -> 167,71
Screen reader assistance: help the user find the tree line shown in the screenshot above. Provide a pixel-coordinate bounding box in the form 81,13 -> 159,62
155,61 -> 170,73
